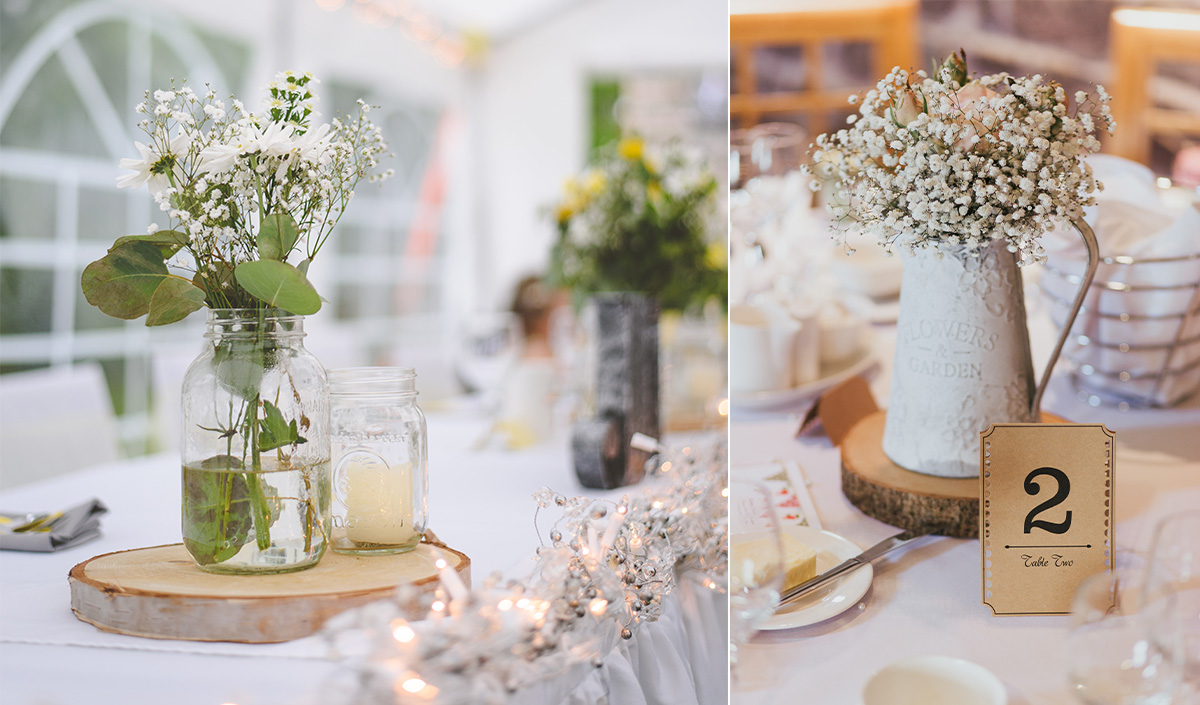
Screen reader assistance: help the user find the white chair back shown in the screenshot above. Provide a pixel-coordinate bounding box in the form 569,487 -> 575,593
0,362 -> 120,491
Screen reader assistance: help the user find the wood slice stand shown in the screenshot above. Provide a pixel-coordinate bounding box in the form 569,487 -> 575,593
840,410 -> 1065,538
69,538 -> 470,643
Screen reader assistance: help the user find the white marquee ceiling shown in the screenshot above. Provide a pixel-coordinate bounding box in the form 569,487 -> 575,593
426,0 -> 590,40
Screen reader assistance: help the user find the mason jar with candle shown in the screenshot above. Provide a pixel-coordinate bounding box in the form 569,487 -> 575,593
329,368 -> 428,554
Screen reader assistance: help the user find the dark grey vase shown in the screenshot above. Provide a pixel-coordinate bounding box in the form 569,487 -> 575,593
571,293 -> 660,489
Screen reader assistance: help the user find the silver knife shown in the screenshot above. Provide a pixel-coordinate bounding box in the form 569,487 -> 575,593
776,529 -> 928,609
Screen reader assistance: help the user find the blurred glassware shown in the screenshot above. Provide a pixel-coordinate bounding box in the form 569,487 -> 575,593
454,311 -> 522,405
731,122 -> 807,188
329,367 -> 427,555
747,122 -> 806,179
547,304 -> 586,422
1145,510 -> 1200,700
729,481 -> 785,675
1172,145 -> 1200,190
660,308 -> 727,432
1066,566 -> 1181,705
731,128 -> 753,191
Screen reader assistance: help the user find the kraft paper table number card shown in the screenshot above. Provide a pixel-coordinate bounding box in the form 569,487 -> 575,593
981,424 -> 1115,616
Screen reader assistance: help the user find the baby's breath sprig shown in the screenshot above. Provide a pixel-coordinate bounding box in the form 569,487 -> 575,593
82,72 -> 391,323
806,50 -> 1114,266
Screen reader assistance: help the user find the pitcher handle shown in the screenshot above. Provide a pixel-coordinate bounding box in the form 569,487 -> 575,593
1031,217 -> 1100,420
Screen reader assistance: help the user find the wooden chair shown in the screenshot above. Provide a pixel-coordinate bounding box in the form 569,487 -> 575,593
1108,6 -> 1200,165
730,0 -> 920,134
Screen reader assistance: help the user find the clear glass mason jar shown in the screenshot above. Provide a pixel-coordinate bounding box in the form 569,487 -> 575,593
180,309 -> 331,574
329,367 -> 428,555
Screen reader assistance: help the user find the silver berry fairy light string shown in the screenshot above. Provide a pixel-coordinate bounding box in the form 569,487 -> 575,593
319,434 -> 727,705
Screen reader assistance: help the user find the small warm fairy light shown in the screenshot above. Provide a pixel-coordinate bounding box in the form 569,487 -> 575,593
515,598 -> 531,609
401,678 -> 427,694
721,486 -> 729,498
681,507 -> 688,514
580,546 -> 590,555
652,501 -> 664,509
409,12 -> 441,42
431,600 -> 446,612
497,599 -> 514,611
588,598 -> 608,615
392,622 -> 416,643
355,2 -> 383,23
434,37 -> 466,66
1157,177 -> 1173,189
434,558 -> 447,569
661,461 -> 672,472
717,398 -> 729,417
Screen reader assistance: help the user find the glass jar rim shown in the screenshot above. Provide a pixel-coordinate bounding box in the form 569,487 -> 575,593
329,367 -> 417,396
204,308 -> 307,339
207,307 -> 306,321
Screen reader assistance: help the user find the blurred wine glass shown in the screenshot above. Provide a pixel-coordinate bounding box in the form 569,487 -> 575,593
731,122 -> 806,188
455,311 -> 522,407
729,481 -> 784,676
1145,510 -> 1200,701
1066,567 -> 1181,705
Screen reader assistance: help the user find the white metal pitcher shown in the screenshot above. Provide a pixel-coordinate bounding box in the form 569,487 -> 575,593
883,220 -> 1099,478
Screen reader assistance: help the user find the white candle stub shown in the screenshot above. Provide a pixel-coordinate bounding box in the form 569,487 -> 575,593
601,506 -> 627,550
630,432 -> 661,453
436,551 -> 469,603
339,451 -> 416,545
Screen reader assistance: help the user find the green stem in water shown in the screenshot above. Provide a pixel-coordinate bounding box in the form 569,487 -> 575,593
244,308 -> 273,552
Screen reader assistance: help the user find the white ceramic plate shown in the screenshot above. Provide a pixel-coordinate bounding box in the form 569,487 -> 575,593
730,335 -> 877,413
760,525 -> 872,630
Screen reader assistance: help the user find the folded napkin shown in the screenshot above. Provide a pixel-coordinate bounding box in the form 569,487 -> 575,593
0,498 -> 107,552
1042,155 -> 1200,406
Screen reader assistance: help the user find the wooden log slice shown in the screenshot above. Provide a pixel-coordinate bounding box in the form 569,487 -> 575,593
840,410 -> 1065,538
69,538 -> 470,643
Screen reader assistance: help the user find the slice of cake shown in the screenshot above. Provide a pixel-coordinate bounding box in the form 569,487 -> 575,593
733,533 -> 818,589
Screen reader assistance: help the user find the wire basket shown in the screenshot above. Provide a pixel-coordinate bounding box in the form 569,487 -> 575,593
1040,251 -> 1200,409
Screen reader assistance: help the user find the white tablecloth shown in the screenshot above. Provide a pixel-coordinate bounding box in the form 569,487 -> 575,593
730,303 -> 1200,705
0,412 -> 727,705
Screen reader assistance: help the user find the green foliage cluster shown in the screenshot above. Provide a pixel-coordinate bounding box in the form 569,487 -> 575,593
548,136 -> 727,313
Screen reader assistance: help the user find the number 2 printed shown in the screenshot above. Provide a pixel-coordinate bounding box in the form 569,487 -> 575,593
1023,467 -> 1072,534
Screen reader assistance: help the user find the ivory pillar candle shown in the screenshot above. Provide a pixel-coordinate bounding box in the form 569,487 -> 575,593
342,456 -> 416,546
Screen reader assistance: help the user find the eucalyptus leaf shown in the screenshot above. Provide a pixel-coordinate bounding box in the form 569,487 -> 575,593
258,399 -> 307,452
257,212 -> 300,261
112,230 -> 190,259
182,455 -> 253,565
234,260 -> 322,315
80,241 -> 168,320
213,339 -> 266,401
146,276 -> 206,326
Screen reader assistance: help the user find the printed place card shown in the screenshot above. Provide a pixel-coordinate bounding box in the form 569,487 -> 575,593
733,462 -> 822,530
980,423 -> 1115,616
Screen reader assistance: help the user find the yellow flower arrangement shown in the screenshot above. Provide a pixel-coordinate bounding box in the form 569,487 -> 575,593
548,136 -> 726,313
